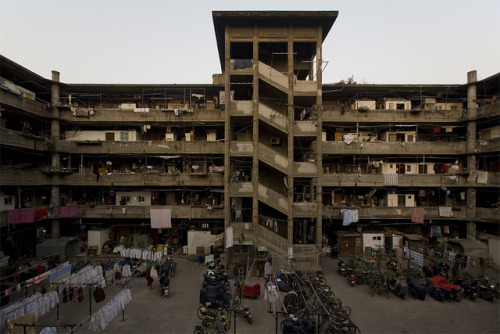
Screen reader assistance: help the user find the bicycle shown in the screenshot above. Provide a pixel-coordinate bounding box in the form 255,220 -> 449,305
169,258 -> 177,277
192,325 -> 226,334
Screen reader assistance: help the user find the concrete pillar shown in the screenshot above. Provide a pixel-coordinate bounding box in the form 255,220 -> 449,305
252,28 -> 260,243
466,71 -> 477,229
467,222 -> 477,241
51,71 -> 61,239
466,70 -> 477,169
287,28 -> 294,246
315,27 -> 323,256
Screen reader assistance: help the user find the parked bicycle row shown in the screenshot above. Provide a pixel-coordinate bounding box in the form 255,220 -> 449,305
273,270 -> 360,334
338,256 -> 499,303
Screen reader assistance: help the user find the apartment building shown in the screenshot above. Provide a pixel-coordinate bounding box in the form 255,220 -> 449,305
1,11 -> 499,271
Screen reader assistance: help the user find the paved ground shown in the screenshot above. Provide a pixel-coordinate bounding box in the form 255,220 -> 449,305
36,255 -> 500,333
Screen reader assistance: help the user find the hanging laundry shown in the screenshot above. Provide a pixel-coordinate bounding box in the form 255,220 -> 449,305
341,209 -> 359,226
439,206 -> 453,217
60,206 -> 77,218
150,209 -> 172,228
430,225 -> 442,237
477,171 -> 488,184
411,207 -> 425,224
225,227 -> 233,248
384,173 -> 398,186
7,208 -> 35,224
433,126 -> 441,133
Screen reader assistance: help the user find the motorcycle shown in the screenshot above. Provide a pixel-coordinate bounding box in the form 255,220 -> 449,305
427,276 -> 461,302
160,273 -> 170,298
338,259 -> 347,277
346,268 -> 356,287
388,275 -> 407,299
471,278 -> 495,302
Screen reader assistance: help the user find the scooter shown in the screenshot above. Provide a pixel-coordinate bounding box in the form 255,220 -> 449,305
388,275 -> 407,299
338,259 -> 347,277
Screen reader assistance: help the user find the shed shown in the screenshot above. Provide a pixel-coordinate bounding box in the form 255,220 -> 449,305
447,239 -> 489,259
403,234 -> 428,253
36,237 -> 80,261
334,231 -> 363,257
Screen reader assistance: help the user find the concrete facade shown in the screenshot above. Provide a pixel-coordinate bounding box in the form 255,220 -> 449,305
0,11 -> 499,270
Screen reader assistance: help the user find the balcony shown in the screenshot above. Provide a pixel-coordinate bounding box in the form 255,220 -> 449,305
0,128 -> 47,151
59,107 -> 224,123
65,172 -> 224,187
322,173 -> 468,187
322,141 -> 467,155
477,101 -> 500,119
293,121 -> 319,136
76,205 -> 224,219
229,182 -> 254,196
322,108 -> 464,123
293,162 -> 318,176
293,201 -> 318,217
475,138 -> 500,154
293,80 -> 317,95
0,89 -> 48,117
322,206 -> 467,221
230,141 -> 254,156
476,208 -> 500,223
229,101 -> 253,116
59,140 -> 225,154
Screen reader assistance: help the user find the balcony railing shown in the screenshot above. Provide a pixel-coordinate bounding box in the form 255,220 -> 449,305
322,173 -> 468,187
322,108 -> 464,123
59,140 -> 225,154
322,141 -> 467,155
322,206 -> 467,220
76,205 -> 224,219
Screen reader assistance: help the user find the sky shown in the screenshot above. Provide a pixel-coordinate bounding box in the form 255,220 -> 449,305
1,0 -> 499,85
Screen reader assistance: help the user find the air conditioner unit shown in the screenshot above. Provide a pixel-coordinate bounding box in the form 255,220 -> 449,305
270,137 -> 281,145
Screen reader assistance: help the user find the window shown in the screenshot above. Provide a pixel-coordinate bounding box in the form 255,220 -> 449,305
372,236 -> 381,241
406,165 -> 412,172
120,132 -> 129,141
389,134 -> 397,142
407,134 -> 414,142
234,245 -> 250,254
396,103 -> 405,110
419,164 -> 428,174
4,197 -> 12,205
138,196 -> 145,202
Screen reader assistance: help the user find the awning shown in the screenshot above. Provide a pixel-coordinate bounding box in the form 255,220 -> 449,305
257,245 -> 268,252
210,188 -> 225,193
448,239 -> 489,259
404,234 -> 428,242
233,240 -> 254,246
